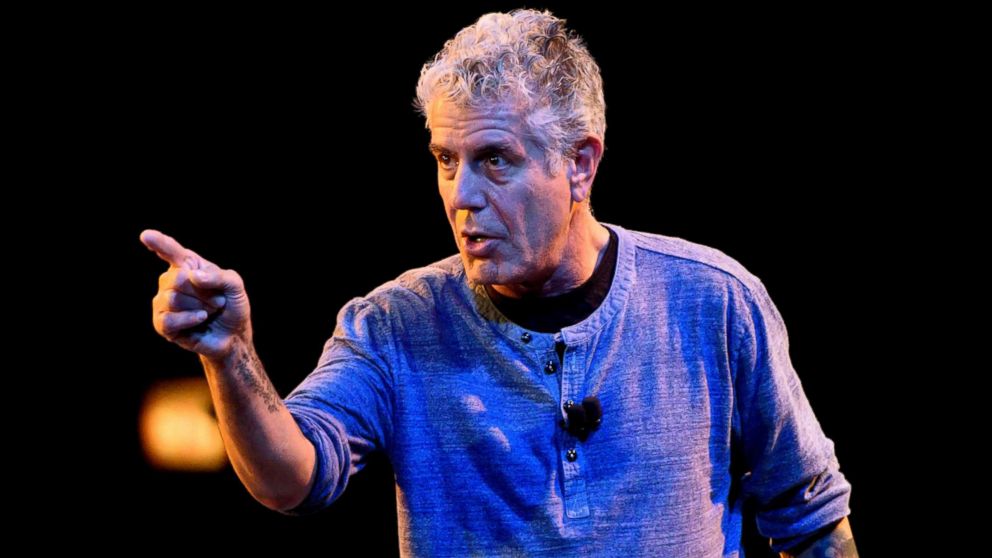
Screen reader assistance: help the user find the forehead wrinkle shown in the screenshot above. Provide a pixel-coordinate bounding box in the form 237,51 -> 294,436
429,101 -> 526,147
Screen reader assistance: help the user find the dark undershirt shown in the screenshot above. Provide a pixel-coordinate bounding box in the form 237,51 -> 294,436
486,227 -> 618,360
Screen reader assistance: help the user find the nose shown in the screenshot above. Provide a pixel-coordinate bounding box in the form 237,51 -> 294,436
450,163 -> 486,211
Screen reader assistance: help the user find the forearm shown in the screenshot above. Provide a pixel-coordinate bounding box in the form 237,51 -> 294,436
201,337 -> 316,511
780,516 -> 858,558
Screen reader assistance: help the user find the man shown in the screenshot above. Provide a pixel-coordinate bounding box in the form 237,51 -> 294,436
141,9 -> 856,557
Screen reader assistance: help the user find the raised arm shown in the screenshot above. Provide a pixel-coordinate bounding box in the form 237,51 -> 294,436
140,229 -> 315,511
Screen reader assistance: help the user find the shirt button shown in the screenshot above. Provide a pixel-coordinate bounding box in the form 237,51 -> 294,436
563,399 -> 575,411
566,448 -> 578,462
544,360 -> 557,374
520,332 -> 532,344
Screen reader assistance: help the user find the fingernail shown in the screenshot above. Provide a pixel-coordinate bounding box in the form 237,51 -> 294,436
210,295 -> 226,307
196,310 -> 208,321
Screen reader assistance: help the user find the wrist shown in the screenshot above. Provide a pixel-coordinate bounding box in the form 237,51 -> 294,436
200,335 -> 254,371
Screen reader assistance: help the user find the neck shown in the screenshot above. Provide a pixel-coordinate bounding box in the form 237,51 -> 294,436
490,209 -> 610,299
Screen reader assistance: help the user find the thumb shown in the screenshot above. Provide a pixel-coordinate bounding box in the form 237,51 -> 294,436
189,268 -> 243,296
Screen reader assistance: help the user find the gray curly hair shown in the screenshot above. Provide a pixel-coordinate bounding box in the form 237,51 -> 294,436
415,9 -> 606,175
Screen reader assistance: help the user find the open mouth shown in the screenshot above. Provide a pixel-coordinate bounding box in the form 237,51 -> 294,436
464,235 -> 498,256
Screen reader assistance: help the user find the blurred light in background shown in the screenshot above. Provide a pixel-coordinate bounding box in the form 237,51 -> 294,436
140,378 -> 228,471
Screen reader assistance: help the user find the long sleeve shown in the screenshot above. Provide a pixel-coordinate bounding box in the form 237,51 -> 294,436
281,297 -> 396,515
730,278 -> 852,548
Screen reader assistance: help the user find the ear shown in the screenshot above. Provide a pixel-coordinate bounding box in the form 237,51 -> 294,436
567,136 -> 604,204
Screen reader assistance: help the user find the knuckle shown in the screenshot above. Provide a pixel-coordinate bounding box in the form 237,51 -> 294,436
153,313 -> 168,335
226,270 -> 245,290
153,290 -> 174,313
159,268 -> 184,289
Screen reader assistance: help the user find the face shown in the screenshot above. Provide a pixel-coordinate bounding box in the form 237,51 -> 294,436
428,100 -> 577,296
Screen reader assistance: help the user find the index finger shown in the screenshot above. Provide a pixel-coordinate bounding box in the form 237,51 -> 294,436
140,229 -> 188,267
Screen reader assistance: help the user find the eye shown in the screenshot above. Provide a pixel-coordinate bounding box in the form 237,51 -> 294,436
437,152 -> 457,171
483,153 -> 508,169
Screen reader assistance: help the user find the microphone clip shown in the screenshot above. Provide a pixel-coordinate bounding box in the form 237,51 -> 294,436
564,396 -> 602,441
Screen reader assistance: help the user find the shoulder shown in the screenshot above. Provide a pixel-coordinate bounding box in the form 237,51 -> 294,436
617,225 -> 766,300
336,254 -> 466,323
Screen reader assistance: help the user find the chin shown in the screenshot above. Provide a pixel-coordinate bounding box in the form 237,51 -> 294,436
461,256 -> 505,287
464,263 -> 497,287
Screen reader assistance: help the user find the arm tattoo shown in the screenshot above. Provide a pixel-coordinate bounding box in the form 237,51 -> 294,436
235,345 -> 281,413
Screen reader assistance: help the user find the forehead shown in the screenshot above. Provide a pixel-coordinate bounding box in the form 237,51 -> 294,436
428,100 -> 529,152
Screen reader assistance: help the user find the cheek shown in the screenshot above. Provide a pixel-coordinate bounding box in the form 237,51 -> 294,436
529,189 -> 568,228
529,196 -> 571,256
507,209 -> 553,258
438,187 -> 455,218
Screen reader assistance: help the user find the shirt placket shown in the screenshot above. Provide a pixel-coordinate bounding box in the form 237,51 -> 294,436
554,331 -> 590,519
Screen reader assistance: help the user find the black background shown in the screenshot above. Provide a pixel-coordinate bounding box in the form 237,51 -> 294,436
50,2 -> 909,554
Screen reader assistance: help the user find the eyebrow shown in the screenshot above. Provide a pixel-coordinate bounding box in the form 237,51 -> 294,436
429,140 -> 522,157
428,143 -> 450,156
